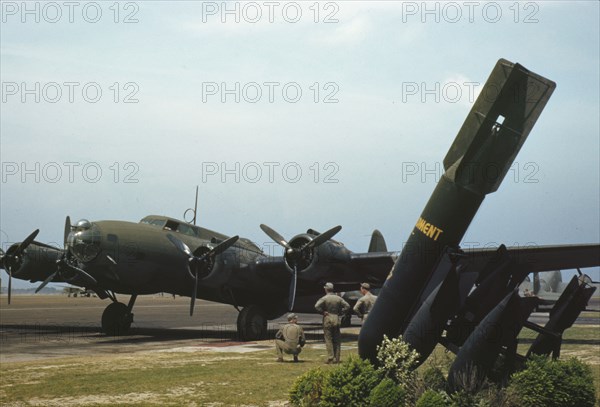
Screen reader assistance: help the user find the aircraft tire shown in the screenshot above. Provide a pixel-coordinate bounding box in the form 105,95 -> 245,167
102,302 -> 132,336
237,305 -> 267,341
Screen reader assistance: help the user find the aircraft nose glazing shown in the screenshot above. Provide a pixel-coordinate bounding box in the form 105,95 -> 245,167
67,219 -> 102,263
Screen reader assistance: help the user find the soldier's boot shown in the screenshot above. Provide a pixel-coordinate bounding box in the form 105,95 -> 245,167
293,355 -> 299,363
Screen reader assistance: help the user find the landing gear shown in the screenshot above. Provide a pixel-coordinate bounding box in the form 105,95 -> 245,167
237,305 -> 268,341
341,313 -> 352,327
101,294 -> 136,336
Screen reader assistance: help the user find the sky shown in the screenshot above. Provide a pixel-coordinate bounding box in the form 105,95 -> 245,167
1,0 -> 599,289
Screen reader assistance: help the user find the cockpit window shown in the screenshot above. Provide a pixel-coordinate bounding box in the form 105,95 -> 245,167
140,217 -> 166,227
177,223 -> 198,237
140,217 -> 198,237
163,220 -> 179,231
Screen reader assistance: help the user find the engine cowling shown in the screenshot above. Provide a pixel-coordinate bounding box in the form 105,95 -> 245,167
284,234 -> 319,273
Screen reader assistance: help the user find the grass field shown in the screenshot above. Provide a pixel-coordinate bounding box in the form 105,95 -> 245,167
1,325 -> 598,406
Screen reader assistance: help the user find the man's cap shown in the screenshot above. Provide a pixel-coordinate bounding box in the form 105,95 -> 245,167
360,283 -> 371,290
287,313 -> 298,321
324,282 -> 334,290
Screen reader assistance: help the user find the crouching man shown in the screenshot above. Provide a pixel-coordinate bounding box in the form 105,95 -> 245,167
275,313 -> 306,362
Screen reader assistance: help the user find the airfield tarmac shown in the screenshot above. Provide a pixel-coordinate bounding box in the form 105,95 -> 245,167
0,295 -> 336,363
1,295 -> 598,364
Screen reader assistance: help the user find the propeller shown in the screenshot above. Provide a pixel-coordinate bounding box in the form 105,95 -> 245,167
35,256 -> 97,294
167,234 -> 239,316
35,216 -> 99,294
1,229 -> 40,304
260,224 -> 342,311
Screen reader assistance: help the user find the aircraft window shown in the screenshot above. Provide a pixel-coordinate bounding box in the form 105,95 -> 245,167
140,218 -> 166,228
164,220 -> 179,231
177,223 -> 198,237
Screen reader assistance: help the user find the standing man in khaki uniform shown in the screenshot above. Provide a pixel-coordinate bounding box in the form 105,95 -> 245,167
275,313 -> 306,362
315,282 -> 350,364
353,282 -> 377,323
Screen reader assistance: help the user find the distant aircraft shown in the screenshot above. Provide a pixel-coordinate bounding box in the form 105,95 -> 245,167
519,270 -> 599,307
60,285 -> 94,297
1,59 -> 598,371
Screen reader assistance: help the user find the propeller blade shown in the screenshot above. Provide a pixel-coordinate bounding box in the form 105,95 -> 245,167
260,224 -> 292,250
105,255 -> 120,281
35,271 -> 57,293
8,269 -> 12,305
64,216 -> 71,247
304,225 -> 342,249
209,235 -> 239,256
196,235 -> 240,261
190,270 -> 198,316
167,234 -> 193,258
56,258 -> 98,287
106,255 -> 117,265
288,265 -> 297,311
15,229 -> 40,257
67,265 -> 98,287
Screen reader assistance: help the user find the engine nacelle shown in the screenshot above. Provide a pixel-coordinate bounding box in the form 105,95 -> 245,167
4,242 -> 63,282
284,234 -> 319,273
192,244 -> 234,288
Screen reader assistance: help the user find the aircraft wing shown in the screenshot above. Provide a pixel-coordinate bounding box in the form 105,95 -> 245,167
235,251 -> 397,294
227,243 -> 599,308
463,244 -> 600,272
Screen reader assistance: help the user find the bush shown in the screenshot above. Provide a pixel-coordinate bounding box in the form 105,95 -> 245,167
320,356 -> 382,407
506,355 -> 596,407
289,368 -> 329,406
473,385 -> 509,407
449,390 -> 476,407
368,377 -> 407,407
289,357 -> 382,407
376,334 -> 420,388
422,365 -> 447,393
416,389 -> 452,407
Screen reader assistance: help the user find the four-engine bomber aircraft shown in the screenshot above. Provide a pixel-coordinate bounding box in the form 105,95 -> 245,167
0,214 -> 396,339
1,60 -> 599,370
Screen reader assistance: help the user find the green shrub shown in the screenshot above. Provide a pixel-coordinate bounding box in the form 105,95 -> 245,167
449,390 -> 476,407
473,385 -> 508,407
289,367 -> 329,406
376,334 -> 420,388
506,355 -> 596,407
320,356 -> 382,407
368,377 -> 407,407
416,389 -> 452,407
422,365 -> 447,393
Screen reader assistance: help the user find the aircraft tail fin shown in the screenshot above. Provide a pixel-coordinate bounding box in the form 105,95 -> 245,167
368,230 -> 388,253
